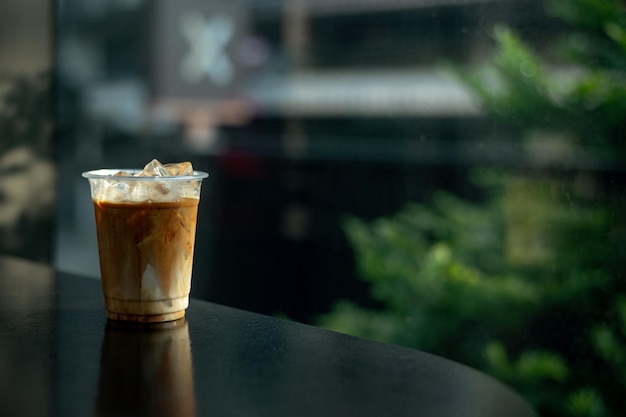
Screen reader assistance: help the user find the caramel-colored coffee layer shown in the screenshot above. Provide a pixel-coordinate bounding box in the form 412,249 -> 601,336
93,198 -> 199,316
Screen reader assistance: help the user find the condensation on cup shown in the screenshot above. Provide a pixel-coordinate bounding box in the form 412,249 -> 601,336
83,160 -> 208,322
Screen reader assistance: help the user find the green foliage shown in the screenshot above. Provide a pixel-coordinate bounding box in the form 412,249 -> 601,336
318,175 -> 616,415
591,296 -> 626,386
485,341 -> 571,412
317,1 -> 626,416
547,0 -> 626,68
462,26 -> 558,128
460,0 -> 626,158
567,388 -> 608,417
485,342 -> 569,384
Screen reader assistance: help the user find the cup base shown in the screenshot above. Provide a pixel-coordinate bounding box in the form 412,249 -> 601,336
106,310 -> 185,323
104,296 -> 189,322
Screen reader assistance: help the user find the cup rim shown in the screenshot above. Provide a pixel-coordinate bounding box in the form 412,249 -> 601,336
81,169 -> 209,181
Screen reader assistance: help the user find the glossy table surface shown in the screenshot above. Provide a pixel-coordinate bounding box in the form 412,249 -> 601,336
0,255 -> 536,417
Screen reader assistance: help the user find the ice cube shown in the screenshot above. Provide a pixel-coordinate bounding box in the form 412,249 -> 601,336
154,181 -> 170,195
180,179 -> 201,199
138,159 -> 170,177
99,160 -> 199,202
102,179 -> 132,201
130,181 -> 150,202
164,161 -> 193,176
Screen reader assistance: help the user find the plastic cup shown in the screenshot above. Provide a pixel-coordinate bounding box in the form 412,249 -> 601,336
82,168 -> 208,322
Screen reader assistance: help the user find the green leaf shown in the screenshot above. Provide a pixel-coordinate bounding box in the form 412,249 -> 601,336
566,388 -> 608,417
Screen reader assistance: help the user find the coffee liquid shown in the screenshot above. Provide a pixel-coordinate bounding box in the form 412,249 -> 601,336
93,198 -> 199,322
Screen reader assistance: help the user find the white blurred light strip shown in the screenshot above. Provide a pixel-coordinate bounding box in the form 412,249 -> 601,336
304,0 -> 515,16
252,0 -> 516,17
250,70 -> 482,117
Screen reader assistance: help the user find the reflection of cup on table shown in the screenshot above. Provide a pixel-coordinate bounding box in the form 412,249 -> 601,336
83,160 -> 208,322
96,319 -> 196,417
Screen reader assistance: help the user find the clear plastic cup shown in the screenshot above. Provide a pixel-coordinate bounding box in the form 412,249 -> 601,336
82,168 -> 208,322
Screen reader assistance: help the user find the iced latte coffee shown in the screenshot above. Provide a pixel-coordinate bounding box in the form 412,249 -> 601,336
83,160 -> 208,322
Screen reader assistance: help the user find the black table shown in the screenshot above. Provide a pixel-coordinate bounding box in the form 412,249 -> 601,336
0,254 -> 536,417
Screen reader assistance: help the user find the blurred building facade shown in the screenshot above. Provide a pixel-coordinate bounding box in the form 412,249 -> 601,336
55,0 -> 558,321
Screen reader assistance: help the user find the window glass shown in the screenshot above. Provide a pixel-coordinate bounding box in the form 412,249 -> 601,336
55,1 -> 626,416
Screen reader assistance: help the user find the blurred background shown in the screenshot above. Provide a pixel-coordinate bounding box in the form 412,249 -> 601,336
54,0 -> 558,321
0,0 -> 53,262
2,1 -> 626,416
